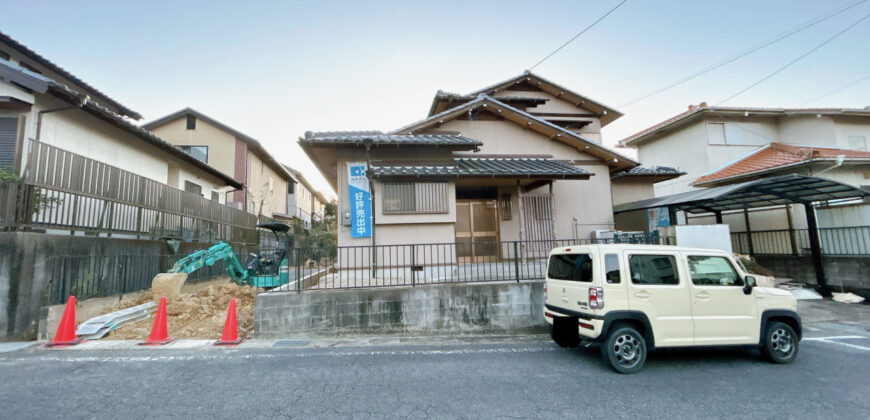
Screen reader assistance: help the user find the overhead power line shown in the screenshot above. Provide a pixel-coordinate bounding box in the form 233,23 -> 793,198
618,0 -> 868,108
717,10 -> 870,105
800,73 -> 870,105
528,0 -> 629,71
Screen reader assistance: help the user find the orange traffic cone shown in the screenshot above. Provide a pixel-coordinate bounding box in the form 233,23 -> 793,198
214,298 -> 244,346
139,296 -> 175,345
45,296 -> 83,347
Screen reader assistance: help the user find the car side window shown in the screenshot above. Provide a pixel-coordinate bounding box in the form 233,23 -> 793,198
604,254 -> 620,284
628,254 -> 679,285
687,255 -> 744,286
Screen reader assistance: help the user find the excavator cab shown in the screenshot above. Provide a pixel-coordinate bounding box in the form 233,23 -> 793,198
246,222 -> 292,288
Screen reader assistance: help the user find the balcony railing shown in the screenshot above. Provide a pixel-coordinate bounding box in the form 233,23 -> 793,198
0,140 -> 259,245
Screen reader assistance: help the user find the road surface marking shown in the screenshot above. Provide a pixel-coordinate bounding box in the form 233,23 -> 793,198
804,336 -> 870,351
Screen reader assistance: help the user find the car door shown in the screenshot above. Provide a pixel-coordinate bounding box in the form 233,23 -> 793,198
626,251 -> 693,347
685,253 -> 758,346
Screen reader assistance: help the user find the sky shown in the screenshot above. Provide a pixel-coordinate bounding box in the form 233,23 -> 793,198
3,0 -> 869,199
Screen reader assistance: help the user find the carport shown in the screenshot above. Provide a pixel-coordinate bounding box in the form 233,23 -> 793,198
613,174 -> 870,295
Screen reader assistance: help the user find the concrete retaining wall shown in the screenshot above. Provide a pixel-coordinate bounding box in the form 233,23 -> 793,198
755,255 -> 870,290
254,281 -> 546,338
0,232 -> 246,340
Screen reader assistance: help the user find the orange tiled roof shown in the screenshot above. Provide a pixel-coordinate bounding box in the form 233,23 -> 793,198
693,143 -> 870,186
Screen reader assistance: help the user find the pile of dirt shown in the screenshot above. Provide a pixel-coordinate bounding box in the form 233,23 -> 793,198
103,278 -> 261,340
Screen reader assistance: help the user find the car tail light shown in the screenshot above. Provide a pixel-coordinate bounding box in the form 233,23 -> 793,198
543,283 -> 548,300
588,287 -> 604,309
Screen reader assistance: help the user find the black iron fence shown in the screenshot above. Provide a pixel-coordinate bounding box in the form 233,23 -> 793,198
45,253 -> 232,305
282,235 -> 675,292
731,226 -> 870,256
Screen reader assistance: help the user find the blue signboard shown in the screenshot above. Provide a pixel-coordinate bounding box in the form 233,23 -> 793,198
647,206 -> 670,232
347,162 -> 371,238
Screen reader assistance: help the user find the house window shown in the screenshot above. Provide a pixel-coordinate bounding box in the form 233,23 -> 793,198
211,191 -> 220,202
178,145 -> 208,163
0,117 -> 18,168
382,181 -> 448,214
849,136 -> 867,151
0,50 -> 9,61
184,180 -> 202,196
186,114 -> 196,130
500,194 -> 512,220
288,182 -> 295,194
706,123 -> 726,145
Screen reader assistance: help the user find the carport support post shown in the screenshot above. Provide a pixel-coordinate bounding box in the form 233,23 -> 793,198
803,203 -> 830,296
714,210 -> 723,224
743,208 -> 755,256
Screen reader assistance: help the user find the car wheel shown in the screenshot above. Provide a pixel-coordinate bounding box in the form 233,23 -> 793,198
601,326 -> 647,374
762,321 -> 799,364
550,317 -> 580,348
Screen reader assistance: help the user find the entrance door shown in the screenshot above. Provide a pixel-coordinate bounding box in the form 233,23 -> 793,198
456,200 -> 500,262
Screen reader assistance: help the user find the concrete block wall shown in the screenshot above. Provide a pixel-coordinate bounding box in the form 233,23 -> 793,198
755,255 -> 870,291
0,232 -> 250,341
254,281 -> 547,338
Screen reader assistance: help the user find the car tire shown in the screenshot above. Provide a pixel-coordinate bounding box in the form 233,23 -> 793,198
601,325 -> 647,374
761,321 -> 799,364
550,317 -> 580,348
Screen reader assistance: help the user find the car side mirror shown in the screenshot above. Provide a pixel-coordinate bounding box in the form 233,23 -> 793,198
743,276 -> 756,295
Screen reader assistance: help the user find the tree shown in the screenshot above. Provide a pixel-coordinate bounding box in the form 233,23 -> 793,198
292,201 -> 337,261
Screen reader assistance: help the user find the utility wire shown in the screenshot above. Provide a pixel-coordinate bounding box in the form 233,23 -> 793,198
800,73 -> 870,105
618,0 -> 868,108
529,0 -> 629,71
717,10 -> 870,105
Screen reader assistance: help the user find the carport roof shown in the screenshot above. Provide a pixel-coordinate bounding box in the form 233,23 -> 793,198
613,174 -> 869,214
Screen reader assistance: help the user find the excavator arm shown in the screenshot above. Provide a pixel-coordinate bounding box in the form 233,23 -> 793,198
168,242 -> 249,285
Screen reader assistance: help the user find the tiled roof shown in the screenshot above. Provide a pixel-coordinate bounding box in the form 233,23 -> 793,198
611,165 -> 686,179
0,30 -> 142,120
467,71 -> 624,127
618,104 -> 870,147
693,143 -> 870,186
301,131 -> 483,147
391,95 -> 639,171
371,158 -> 591,179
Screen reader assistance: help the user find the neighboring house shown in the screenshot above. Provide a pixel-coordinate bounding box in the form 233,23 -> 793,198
283,165 -> 328,227
300,71 -> 660,256
0,31 -> 241,198
143,108 -> 296,218
617,104 -> 870,230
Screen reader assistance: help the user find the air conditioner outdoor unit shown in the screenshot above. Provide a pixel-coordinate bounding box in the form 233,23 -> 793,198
592,230 -> 616,241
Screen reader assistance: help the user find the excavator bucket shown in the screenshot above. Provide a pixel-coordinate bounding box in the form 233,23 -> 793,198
151,272 -> 188,303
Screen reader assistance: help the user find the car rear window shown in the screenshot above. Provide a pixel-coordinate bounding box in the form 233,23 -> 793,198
548,253 -> 593,282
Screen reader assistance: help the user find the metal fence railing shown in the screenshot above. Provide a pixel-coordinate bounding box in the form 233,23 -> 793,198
6,140 -> 260,245
45,253 -> 235,305
281,235 -> 675,292
731,226 -> 870,256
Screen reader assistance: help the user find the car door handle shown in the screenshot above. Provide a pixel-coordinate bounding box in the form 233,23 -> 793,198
634,291 -> 651,299
695,291 -> 711,301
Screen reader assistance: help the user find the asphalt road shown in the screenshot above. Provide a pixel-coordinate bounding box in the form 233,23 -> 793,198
1,333 -> 868,419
